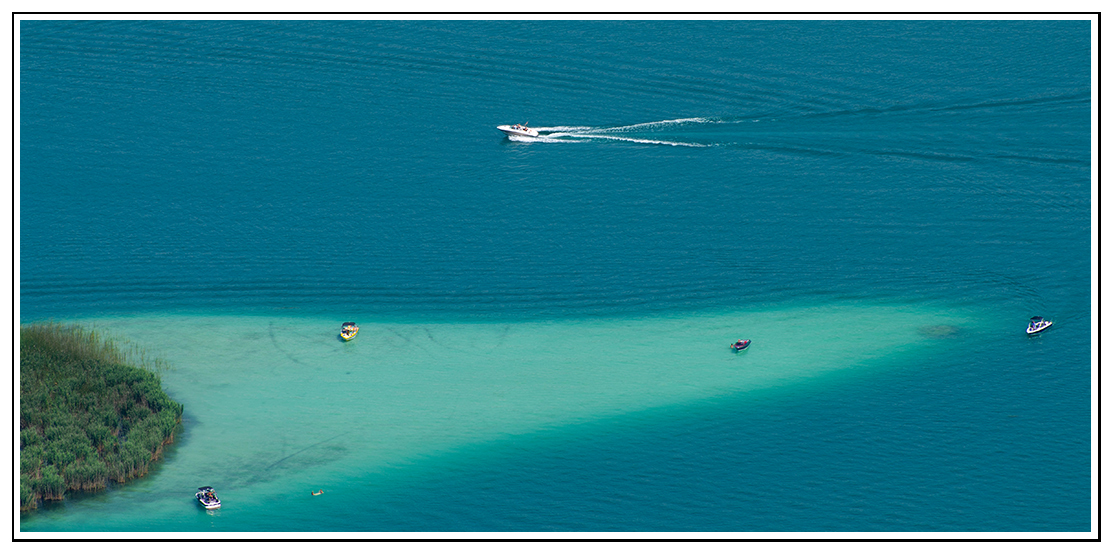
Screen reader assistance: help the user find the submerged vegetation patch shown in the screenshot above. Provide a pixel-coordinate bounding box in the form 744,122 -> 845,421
19,323 -> 184,511
918,325 -> 961,338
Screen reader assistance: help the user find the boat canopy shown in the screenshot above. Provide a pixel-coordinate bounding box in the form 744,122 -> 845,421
198,486 -> 213,491
1031,316 -> 1044,321
342,322 -> 356,326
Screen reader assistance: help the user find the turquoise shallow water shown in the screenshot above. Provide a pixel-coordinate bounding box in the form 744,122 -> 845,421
23,302 -> 1012,532
18,19 -> 1093,533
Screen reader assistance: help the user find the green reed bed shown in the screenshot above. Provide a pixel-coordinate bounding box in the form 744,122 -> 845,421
19,323 -> 184,511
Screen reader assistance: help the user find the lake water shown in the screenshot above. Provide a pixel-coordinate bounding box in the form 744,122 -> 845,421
17,18 -> 1094,535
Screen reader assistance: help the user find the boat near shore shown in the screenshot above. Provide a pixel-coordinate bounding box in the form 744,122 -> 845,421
196,486 -> 220,509
341,322 -> 359,341
731,339 -> 751,352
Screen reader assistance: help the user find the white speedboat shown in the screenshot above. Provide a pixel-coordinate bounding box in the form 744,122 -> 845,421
196,486 -> 220,509
498,123 -> 538,138
1027,316 -> 1052,335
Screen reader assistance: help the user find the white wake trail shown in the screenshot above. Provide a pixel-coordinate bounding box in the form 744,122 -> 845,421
507,134 -> 581,143
593,117 -> 712,133
532,126 -> 594,133
506,118 -> 717,147
562,134 -> 709,148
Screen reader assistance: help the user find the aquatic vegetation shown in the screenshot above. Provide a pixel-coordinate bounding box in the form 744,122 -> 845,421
19,323 -> 183,511
919,325 -> 961,337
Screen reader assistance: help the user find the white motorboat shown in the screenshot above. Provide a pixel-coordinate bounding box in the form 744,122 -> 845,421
196,486 -> 221,509
498,123 -> 538,138
1027,316 -> 1052,335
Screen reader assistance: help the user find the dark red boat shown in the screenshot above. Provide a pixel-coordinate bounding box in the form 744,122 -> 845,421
731,339 -> 751,352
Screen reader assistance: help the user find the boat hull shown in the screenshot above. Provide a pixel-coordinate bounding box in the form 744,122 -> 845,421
1027,323 -> 1052,335
497,125 -> 538,138
196,494 -> 221,509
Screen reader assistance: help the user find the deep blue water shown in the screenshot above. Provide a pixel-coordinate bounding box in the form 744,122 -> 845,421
18,20 -> 1092,533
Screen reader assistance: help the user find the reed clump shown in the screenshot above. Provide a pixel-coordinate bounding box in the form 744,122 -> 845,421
19,322 -> 184,511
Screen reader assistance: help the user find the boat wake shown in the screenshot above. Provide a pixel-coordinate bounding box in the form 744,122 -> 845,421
505,118 -> 716,147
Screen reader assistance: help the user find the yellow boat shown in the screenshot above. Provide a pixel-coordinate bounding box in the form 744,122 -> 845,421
341,322 -> 359,341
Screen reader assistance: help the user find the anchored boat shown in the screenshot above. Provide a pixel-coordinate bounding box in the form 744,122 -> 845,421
1027,316 -> 1052,335
731,339 -> 751,352
341,322 -> 359,341
196,486 -> 220,509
